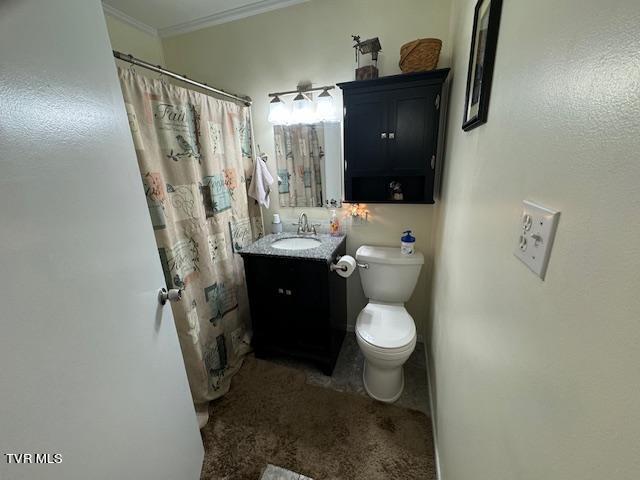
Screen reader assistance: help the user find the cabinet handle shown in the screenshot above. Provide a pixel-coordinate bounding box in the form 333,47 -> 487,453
435,94 -> 440,109
388,132 -> 395,139
380,133 -> 387,139
430,155 -> 436,169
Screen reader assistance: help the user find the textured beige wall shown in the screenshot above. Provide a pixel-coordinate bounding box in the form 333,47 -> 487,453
104,12 -> 165,65
429,0 -> 640,478
162,0 -> 452,332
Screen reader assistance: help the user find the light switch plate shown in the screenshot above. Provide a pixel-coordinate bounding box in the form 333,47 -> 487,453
513,200 -> 560,280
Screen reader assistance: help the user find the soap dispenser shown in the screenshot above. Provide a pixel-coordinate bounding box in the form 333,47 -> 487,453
401,230 -> 415,255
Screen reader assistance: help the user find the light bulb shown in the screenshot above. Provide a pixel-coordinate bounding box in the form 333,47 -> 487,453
268,96 -> 289,124
316,89 -> 335,121
291,92 -> 315,124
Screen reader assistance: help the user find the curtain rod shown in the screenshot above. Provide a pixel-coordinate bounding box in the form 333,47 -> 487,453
113,50 -> 252,106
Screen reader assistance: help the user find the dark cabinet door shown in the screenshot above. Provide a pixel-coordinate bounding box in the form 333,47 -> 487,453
290,262 -> 330,351
344,91 -> 388,176
388,85 -> 440,176
245,257 -> 294,347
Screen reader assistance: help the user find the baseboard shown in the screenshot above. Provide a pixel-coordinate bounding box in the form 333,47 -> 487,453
423,348 -> 442,480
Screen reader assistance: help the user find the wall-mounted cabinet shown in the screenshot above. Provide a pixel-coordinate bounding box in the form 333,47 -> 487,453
338,69 -> 450,204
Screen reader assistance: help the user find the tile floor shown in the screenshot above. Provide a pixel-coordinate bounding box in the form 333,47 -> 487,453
268,332 -> 431,415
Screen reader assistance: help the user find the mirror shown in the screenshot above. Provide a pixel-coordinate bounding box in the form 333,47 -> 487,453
274,122 -> 342,207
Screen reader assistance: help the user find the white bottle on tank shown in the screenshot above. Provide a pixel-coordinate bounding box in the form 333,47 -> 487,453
401,230 -> 415,255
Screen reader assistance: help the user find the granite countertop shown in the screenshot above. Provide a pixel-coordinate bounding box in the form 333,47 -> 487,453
239,233 -> 346,263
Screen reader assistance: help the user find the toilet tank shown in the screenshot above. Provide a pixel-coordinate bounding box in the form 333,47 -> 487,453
356,245 -> 424,303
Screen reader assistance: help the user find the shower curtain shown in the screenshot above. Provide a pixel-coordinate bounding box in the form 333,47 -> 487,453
118,68 -> 263,424
274,124 -> 325,207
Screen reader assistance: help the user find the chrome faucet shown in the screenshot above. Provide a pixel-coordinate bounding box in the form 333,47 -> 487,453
295,212 -> 318,235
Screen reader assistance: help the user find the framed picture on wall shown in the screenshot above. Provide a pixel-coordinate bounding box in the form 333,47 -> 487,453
462,0 -> 503,131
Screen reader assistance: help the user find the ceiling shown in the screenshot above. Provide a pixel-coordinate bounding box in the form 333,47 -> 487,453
102,0 -> 309,37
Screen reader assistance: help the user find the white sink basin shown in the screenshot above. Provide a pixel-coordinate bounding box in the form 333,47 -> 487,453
271,237 -> 322,251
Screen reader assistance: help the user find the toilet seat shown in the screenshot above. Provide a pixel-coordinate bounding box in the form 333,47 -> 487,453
355,302 -> 416,351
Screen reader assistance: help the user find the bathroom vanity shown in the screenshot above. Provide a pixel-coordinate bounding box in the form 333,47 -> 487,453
239,233 -> 347,375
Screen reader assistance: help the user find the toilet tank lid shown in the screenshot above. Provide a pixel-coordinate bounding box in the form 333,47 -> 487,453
356,245 -> 424,265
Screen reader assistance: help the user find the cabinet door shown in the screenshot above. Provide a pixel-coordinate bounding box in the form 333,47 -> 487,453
245,257 -> 294,347
388,86 -> 440,175
290,262 -> 330,351
344,91 -> 388,176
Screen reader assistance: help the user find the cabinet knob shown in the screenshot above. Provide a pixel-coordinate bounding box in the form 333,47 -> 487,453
380,132 -> 387,139
388,132 -> 395,139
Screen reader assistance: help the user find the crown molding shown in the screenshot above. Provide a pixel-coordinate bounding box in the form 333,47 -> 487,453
102,3 -> 159,38
158,0 -> 309,38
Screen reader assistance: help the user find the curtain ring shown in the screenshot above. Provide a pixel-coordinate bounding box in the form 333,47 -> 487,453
159,70 -> 169,87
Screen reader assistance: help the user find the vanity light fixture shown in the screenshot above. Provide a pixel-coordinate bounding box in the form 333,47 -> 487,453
268,95 -> 288,124
267,84 -> 336,125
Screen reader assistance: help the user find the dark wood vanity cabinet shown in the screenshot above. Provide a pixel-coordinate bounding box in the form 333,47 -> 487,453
338,68 -> 450,204
241,242 -> 347,375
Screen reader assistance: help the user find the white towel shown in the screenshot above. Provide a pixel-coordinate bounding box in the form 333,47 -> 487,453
248,156 -> 274,208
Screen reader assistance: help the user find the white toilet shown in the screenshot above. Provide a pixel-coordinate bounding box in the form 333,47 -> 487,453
355,245 -> 424,403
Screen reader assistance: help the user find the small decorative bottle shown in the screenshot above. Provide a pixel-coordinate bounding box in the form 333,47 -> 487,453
390,181 -> 404,201
329,209 -> 341,236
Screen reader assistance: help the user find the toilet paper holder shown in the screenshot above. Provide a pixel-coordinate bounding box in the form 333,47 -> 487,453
330,255 -> 367,272
330,255 -> 348,272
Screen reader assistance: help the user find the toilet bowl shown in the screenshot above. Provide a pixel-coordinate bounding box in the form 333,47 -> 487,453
356,302 -> 417,402
355,245 -> 423,402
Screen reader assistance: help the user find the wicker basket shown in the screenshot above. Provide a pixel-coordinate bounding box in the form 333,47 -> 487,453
399,38 -> 442,73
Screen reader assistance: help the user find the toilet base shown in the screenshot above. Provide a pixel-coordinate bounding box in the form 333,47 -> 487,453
362,360 -> 405,403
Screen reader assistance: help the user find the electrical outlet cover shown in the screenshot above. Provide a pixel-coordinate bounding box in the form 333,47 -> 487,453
513,200 -> 560,280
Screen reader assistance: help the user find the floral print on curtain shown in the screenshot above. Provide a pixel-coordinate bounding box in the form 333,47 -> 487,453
118,68 -> 263,419
274,124 -> 325,207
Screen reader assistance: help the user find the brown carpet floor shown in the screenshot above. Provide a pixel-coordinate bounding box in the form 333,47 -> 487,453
200,356 -> 436,480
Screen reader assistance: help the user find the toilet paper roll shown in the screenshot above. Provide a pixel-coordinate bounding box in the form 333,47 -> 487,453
334,255 -> 356,278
